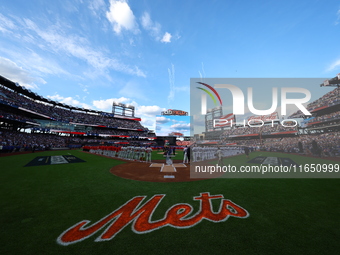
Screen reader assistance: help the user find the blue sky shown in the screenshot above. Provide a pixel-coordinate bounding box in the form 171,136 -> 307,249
156,115 -> 190,136
0,0 -> 340,132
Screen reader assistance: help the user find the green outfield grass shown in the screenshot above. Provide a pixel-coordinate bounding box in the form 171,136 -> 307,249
0,149 -> 339,255
151,148 -> 184,160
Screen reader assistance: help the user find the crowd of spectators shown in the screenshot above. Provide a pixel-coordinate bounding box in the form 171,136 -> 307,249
0,129 -> 157,153
0,85 -> 146,131
0,109 -> 39,124
0,86 -> 50,114
220,123 -> 297,138
291,87 -> 340,117
231,126 -> 262,135
0,84 -> 155,152
222,139 -> 262,147
84,129 -> 152,137
0,130 -> 68,152
260,124 -> 297,134
219,132 -> 340,157
306,110 -> 340,125
260,132 -> 340,156
307,87 -> 340,111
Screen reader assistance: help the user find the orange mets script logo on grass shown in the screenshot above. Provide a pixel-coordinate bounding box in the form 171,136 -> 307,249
57,192 -> 249,245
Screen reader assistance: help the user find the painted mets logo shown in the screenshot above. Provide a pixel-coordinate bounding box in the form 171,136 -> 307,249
57,192 -> 249,245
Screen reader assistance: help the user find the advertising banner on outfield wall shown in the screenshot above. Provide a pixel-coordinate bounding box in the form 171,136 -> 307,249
190,78 -> 340,178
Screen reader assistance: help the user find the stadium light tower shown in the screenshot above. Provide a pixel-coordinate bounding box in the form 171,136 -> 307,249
112,102 -> 135,117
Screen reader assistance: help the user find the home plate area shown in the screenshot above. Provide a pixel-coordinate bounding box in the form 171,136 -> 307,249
109,160 -> 195,182
150,163 -> 187,178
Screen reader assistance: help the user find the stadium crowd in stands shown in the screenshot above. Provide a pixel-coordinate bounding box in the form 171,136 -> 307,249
290,87 -> 340,117
0,109 -> 39,124
1,85 -> 146,131
221,123 -> 297,137
226,132 -> 340,156
307,87 -> 340,111
1,77 -> 339,159
305,110 -> 340,124
0,130 -> 68,152
0,129 -> 157,153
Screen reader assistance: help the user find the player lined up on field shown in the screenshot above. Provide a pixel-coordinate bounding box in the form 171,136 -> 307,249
86,145 -> 153,162
190,145 -> 244,162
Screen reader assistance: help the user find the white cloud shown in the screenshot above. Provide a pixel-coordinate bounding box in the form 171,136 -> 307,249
161,32 -> 172,43
129,38 -> 135,46
136,105 -> 166,131
166,64 -> 190,105
141,12 -> 161,39
92,98 -> 115,110
23,50 -> 68,76
326,58 -> 340,72
335,8 -> 340,25
22,18 -> 145,77
140,12 -> 151,28
0,13 -> 17,33
141,12 -> 172,43
106,0 -> 139,34
0,57 -> 43,90
47,94 -> 92,109
156,121 -> 190,136
140,119 -> 154,127
88,0 -> 106,16
174,86 -> 189,92
168,64 -> 175,104
156,116 -> 171,124
92,96 -> 165,116
92,97 -> 133,110
170,123 -> 190,130
136,105 -> 166,117
92,96 -> 165,131
0,12 -> 146,88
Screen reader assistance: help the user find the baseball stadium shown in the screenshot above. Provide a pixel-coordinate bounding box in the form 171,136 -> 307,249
1,1 -> 340,255
1,72 -> 340,254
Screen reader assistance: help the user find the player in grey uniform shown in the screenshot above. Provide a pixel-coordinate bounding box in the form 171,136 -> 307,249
139,147 -> 146,162
217,147 -> 224,166
145,146 -> 152,163
183,146 -> 189,163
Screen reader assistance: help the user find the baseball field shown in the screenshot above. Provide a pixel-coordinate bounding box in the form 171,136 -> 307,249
1,149 -> 339,255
